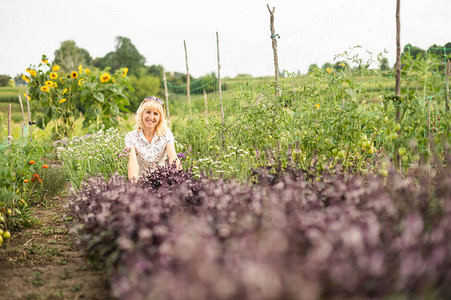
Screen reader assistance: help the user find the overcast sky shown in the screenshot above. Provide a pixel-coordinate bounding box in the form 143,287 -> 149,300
1,0 -> 450,78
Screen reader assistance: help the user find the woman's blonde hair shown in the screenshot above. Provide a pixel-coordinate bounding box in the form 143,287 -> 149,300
134,98 -> 167,136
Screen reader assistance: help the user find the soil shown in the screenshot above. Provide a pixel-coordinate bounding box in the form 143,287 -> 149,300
0,197 -> 111,300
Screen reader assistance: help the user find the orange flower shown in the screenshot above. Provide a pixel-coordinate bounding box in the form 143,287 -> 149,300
29,160 -> 36,165
23,179 -> 29,183
32,174 -> 40,178
38,178 -> 43,183
42,165 -> 49,169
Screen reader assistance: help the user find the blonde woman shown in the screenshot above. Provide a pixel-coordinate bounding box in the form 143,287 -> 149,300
125,96 -> 181,182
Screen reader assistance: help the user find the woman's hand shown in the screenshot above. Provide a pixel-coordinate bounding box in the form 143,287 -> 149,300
128,146 -> 139,182
166,142 -> 182,170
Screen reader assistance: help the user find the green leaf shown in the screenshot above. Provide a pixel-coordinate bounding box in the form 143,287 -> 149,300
94,93 -> 105,103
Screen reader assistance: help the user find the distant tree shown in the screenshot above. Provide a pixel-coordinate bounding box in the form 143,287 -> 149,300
0,74 -> 11,87
128,75 -> 161,111
308,64 -> 319,73
54,40 -> 93,72
333,60 -> 348,71
321,62 -> 333,70
14,74 -> 27,86
402,43 -> 426,59
94,36 -> 146,76
147,64 -> 163,78
378,57 -> 390,71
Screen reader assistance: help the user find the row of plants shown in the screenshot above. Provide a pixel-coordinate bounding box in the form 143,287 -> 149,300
170,52 -> 450,181
67,157 -> 451,299
0,136 -> 67,245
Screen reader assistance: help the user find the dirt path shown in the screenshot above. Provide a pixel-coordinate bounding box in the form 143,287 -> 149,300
0,198 -> 111,300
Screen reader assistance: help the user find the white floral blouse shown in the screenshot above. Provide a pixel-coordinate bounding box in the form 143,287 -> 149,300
124,129 -> 175,176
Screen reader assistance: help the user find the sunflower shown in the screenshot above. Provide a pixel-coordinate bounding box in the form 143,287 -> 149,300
78,79 -> 84,86
71,71 -> 78,79
122,67 -> 128,77
84,68 -> 91,74
42,58 -> 48,64
45,81 -> 53,87
62,88 -> 68,95
52,81 -> 58,88
78,65 -> 83,74
40,86 -> 50,92
50,72 -> 58,79
30,70 -> 37,77
59,98 -> 67,104
52,65 -> 60,72
100,73 -> 111,83
22,75 -> 30,83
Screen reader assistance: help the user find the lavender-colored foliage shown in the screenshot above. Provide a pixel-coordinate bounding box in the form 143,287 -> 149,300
68,160 -> 451,300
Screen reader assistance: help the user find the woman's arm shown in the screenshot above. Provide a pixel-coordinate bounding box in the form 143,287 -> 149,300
128,146 -> 139,182
166,142 -> 182,170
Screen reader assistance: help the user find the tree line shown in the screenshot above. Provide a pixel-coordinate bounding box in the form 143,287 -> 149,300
307,42 -> 451,74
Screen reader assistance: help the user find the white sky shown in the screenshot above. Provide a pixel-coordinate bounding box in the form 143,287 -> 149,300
0,0 -> 450,78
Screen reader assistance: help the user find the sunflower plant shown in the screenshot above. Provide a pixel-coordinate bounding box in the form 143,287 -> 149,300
25,55 -> 133,138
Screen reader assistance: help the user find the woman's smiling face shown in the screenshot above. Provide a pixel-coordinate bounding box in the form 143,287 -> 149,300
142,108 -> 161,129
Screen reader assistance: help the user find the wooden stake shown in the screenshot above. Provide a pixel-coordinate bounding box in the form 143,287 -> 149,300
203,89 -> 208,125
7,104 -> 12,145
394,0 -> 401,168
446,59 -> 450,112
26,89 -> 31,124
18,93 -> 26,137
162,66 -> 171,125
216,32 -> 224,126
267,4 -> 280,97
395,0 -> 401,100
184,40 -> 191,117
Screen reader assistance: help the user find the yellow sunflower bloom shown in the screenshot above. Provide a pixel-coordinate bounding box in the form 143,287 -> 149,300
62,88 -> 68,95
71,71 -> 78,79
30,70 -> 37,77
41,58 -> 48,64
22,75 -> 30,83
50,72 -> 58,80
52,81 -> 58,88
78,65 -> 83,74
84,68 -> 91,74
326,67 -> 332,74
78,79 -> 84,86
52,65 -> 60,72
59,98 -> 67,104
315,104 -> 321,108
40,86 -> 50,92
100,73 -> 111,83
45,81 -> 53,87
26,68 -> 31,73
23,93 -> 31,100
122,67 -> 128,77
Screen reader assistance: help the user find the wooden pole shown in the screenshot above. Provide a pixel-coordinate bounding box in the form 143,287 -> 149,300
26,89 -> 31,124
162,66 -> 171,125
395,0 -> 401,100
203,89 -> 208,125
267,4 -> 280,97
18,93 -> 26,137
445,59 -> 450,152
394,0 -> 401,168
184,40 -> 191,117
446,59 -> 450,112
216,32 -> 224,126
7,104 -> 12,145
